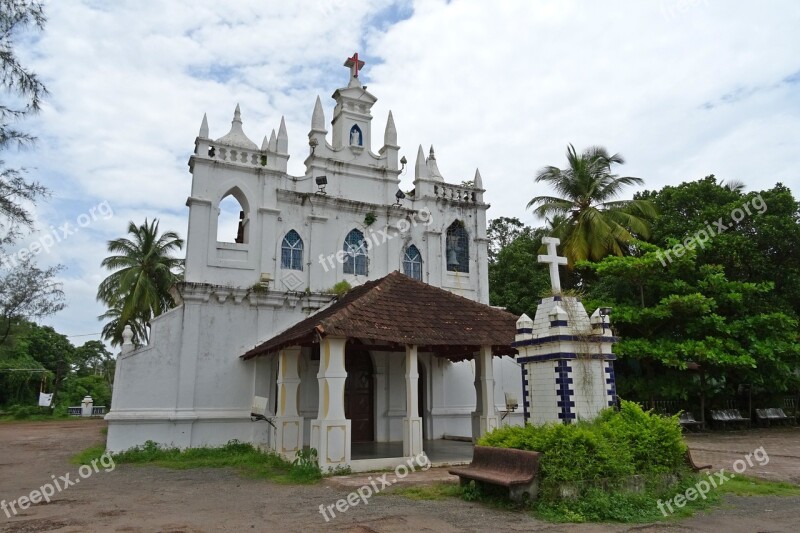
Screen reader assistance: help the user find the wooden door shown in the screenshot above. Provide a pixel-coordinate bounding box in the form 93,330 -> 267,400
345,349 -> 374,443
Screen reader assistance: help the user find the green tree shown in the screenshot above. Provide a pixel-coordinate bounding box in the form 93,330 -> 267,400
1,0 -> 49,241
527,144 -> 656,264
488,221 -> 551,316
580,242 -> 800,403
639,176 -> 800,316
97,219 -> 184,345
487,216 -> 527,264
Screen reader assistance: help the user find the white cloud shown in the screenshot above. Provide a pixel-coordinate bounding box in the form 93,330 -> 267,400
4,0 -> 798,341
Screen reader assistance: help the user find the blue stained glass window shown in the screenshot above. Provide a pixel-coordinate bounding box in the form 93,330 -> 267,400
403,245 -> 422,280
343,229 -> 368,275
281,230 -> 304,270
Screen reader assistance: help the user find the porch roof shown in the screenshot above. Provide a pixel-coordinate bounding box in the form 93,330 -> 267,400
241,271 -> 519,361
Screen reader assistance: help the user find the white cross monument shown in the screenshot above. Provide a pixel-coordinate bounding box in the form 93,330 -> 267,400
538,237 -> 568,293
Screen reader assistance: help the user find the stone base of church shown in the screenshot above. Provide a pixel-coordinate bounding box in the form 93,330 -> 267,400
105,411 -> 271,453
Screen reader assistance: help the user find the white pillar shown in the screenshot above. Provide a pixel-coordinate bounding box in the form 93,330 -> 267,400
403,345 -> 423,457
310,337 -> 351,471
80,395 -> 94,417
472,345 -> 499,442
274,347 -> 303,459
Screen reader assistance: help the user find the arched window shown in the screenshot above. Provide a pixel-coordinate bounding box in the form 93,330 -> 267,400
218,193 -> 247,243
343,229 -> 368,275
403,245 -> 422,280
446,220 -> 469,273
281,230 -> 304,270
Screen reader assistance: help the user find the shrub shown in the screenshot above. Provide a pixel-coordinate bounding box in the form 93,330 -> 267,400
478,400 -> 687,500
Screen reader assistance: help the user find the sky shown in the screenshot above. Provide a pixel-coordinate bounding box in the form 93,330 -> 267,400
4,0 -> 799,345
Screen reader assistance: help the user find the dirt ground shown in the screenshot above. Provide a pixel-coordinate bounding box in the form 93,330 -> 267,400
1,420 -> 799,532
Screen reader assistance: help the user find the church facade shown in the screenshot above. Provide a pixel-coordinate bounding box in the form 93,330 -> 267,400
105,55 -> 525,466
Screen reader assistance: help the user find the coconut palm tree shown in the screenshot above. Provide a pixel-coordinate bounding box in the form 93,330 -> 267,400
527,144 -> 656,264
97,219 -> 184,345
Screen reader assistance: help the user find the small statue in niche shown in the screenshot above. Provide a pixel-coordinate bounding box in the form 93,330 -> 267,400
349,125 -> 362,146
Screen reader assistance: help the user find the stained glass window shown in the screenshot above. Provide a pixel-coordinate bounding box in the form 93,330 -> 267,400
281,230 -> 303,270
343,229 -> 368,275
403,245 -> 422,280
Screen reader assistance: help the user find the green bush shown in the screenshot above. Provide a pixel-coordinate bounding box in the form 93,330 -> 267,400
479,400 -> 687,499
57,375 -> 112,409
596,401 -> 686,474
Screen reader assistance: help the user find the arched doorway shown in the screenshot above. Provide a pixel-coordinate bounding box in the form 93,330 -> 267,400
345,346 -> 374,443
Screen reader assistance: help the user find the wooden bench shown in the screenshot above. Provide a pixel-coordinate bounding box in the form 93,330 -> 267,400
710,409 -> 750,429
685,449 -> 712,472
448,446 -> 540,502
755,408 -> 795,426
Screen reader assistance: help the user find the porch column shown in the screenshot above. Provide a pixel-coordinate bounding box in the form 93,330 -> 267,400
274,347 -> 303,459
310,336 -> 351,471
471,345 -> 499,443
403,345 -> 424,457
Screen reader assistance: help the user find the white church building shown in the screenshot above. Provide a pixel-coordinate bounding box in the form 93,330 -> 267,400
106,54 -> 531,470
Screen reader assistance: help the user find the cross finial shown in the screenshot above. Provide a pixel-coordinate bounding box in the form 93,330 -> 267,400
344,52 -> 365,78
538,237 -> 568,293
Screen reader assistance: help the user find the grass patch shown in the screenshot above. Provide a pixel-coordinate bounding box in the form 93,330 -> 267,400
718,475 -> 800,497
531,473 -> 720,523
72,445 -> 107,466
390,483 -> 463,501
71,440 -> 323,484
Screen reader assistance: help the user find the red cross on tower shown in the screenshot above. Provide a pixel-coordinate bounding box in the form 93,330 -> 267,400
344,52 -> 365,78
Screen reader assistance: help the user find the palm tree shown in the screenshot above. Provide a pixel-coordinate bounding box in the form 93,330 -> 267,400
97,219 -> 184,345
527,144 -> 656,264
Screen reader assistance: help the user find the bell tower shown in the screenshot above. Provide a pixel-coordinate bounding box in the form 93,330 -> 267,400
330,52 -> 377,151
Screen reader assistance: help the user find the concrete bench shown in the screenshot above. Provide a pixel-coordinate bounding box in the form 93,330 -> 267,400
448,446 -> 540,502
710,409 -> 750,429
651,401 -> 703,430
755,408 -> 795,426
678,411 -> 704,431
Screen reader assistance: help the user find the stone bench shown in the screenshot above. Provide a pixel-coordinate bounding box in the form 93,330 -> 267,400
448,446 -> 540,502
710,409 -> 750,429
755,408 -> 795,426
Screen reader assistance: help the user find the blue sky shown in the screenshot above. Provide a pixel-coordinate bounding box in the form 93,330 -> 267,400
4,0 -> 799,346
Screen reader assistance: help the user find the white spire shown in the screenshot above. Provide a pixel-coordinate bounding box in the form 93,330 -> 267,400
268,129 -> 277,152
384,110 -> 397,146
277,116 -> 288,153
474,168 -> 483,189
426,145 -> 443,180
199,113 -> 209,138
215,103 -> 258,150
261,135 -> 268,151
414,144 -> 428,180
311,96 -> 326,132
